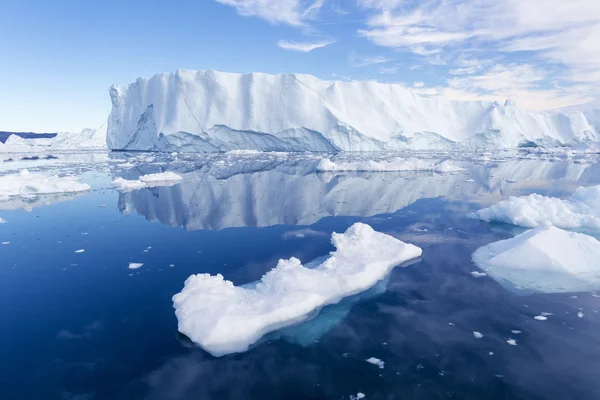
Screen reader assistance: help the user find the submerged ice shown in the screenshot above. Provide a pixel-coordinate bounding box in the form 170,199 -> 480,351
172,223 -> 422,356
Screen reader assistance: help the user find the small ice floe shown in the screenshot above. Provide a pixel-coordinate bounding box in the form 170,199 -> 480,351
74,249 -> 85,253
534,315 -> 548,321
473,331 -> 484,339
128,262 -> 144,270
541,312 -> 553,316
169,264 -> 175,268
0,217 -> 6,223
0,169 -> 90,197
112,172 -> 183,192
366,357 -> 385,369
350,393 -> 366,400
466,179 -> 475,182
2,241 -> 10,245
470,271 -> 487,278
474,185 -> 600,231
448,322 -> 455,326
577,312 -> 584,318
472,225 -> 600,294
172,223 -> 422,357
489,351 -> 494,356
511,330 -> 522,335
506,339 -> 517,346
81,232 -> 88,235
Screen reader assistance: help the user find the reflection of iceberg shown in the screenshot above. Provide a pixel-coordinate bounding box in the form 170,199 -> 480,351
172,223 -> 422,356
0,191 -> 88,211
117,156 -> 600,230
473,225 -> 600,294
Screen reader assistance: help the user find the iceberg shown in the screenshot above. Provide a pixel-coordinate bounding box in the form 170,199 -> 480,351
472,225 -> 600,294
0,169 -> 90,198
316,157 -> 465,172
107,69 -> 600,152
0,126 -> 107,153
475,185 -> 600,230
172,223 -> 422,356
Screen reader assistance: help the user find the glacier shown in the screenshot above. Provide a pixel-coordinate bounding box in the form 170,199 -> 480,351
107,69 -> 600,152
172,223 -> 422,356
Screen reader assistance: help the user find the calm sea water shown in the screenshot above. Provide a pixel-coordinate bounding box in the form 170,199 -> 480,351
1,152 -> 599,400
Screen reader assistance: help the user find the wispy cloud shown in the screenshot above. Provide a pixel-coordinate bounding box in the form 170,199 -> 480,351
349,51 -> 392,67
215,0 -> 325,26
277,39 -> 335,52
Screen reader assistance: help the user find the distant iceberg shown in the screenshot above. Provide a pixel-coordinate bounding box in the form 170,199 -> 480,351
172,223 -> 422,356
472,225 -> 600,294
0,125 -> 107,153
475,185 -> 600,231
107,69 -> 600,152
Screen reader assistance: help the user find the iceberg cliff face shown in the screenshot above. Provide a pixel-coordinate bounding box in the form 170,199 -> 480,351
107,70 -> 600,152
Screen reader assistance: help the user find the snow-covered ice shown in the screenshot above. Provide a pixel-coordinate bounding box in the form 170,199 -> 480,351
0,169 -> 90,198
112,172 -> 182,192
316,158 -> 465,173
107,69 -> 600,152
366,357 -> 385,369
172,223 -> 422,356
472,225 -> 600,294
475,185 -> 600,231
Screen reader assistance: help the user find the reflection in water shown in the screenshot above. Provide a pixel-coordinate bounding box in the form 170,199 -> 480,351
117,157 -> 600,230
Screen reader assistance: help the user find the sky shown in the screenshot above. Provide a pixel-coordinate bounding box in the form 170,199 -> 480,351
1,0 -> 600,132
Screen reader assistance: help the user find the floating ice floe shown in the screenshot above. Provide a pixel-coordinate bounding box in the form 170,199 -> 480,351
74,249 -> 85,253
366,357 -> 385,369
112,172 -> 183,192
0,217 -> 6,223
473,331 -> 484,339
128,262 -> 144,270
472,225 -> 600,294
0,169 -> 90,198
475,185 -> 600,231
316,158 -> 465,173
172,223 -> 422,356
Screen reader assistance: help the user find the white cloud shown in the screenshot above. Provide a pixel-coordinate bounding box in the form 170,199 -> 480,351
277,39 -> 335,52
349,51 -> 392,67
356,0 -> 600,108
215,0 -> 325,26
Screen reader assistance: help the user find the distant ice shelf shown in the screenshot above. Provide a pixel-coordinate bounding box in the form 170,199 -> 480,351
172,223 -> 422,356
107,69 -> 600,152
472,224 -> 600,294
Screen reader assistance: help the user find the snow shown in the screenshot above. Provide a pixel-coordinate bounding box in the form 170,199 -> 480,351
107,69 -> 600,152
112,172 -> 182,191
475,185 -> 600,230
316,158 -> 465,173
172,223 -> 422,356
0,169 -> 90,198
128,262 -> 144,269
366,357 -> 385,369
472,225 -> 600,294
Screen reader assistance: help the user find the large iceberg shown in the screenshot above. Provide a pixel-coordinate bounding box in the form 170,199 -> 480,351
472,225 -> 600,294
475,185 -> 600,230
172,223 -> 422,356
107,69 -> 600,152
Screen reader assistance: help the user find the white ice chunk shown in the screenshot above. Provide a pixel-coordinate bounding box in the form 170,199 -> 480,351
473,331 -> 484,339
472,225 -> 600,294
507,339 -> 517,346
0,169 -> 90,198
534,315 -> 548,321
471,271 -> 487,278
475,185 -> 600,230
112,172 -> 183,192
172,223 -> 422,356
128,262 -> 144,269
0,217 -> 6,223
366,357 -> 385,369
74,249 -> 85,253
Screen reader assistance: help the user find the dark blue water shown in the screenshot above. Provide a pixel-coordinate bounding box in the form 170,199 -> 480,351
1,154 -> 600,400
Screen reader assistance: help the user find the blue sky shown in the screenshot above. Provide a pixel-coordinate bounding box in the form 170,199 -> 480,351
1,0 -> 599,132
